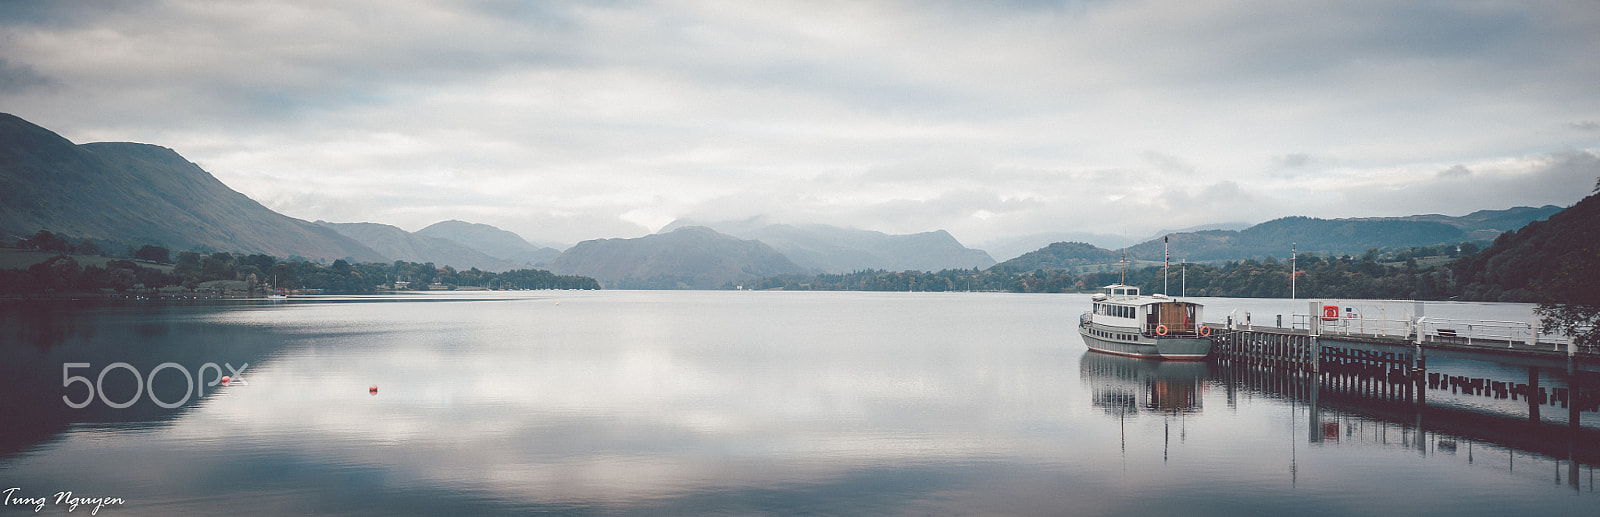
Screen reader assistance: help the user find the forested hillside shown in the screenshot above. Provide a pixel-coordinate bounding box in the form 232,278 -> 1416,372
0,113 -> 382,261
991,242 -> 1122,273
1453,190 -> 1599,304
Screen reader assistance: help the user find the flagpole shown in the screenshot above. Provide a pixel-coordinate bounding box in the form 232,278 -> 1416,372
1291,242 -> 1297,299
1163,235 -> 1169,296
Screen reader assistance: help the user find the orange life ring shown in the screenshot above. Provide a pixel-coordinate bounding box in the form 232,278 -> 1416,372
1155,324 -> 1168,336
1199,326 -> 1211,337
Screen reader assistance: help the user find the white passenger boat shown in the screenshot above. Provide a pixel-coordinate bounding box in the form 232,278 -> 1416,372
1078,284 -> 1211,360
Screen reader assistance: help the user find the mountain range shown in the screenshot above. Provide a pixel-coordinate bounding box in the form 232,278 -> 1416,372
661,217 -> 995,273
0,112 -> 1571,287
1342,205 -> 1563,242
1118,208 -> 1559,263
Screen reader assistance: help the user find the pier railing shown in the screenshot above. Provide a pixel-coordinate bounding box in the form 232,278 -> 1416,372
1220,298 -> 1582,352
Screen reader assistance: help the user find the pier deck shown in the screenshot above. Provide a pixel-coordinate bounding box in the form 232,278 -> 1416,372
1205,323 -> 1600,373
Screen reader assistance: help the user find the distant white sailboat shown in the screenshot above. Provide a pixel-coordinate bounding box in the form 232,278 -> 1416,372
268,275 -> 289,300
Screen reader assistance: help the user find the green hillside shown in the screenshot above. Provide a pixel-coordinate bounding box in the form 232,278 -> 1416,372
1454,191 -> 1600,304
0,113 -> 383,261
991,242 -> 1122,273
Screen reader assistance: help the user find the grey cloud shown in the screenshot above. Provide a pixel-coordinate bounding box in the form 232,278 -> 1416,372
1332,151 -> 1600,218
1154,181 -> 1256,219
1124,1 -> 1596,94
1437,165 -> 1471,178
2,1 -> 1596,246
1141,152 -> 1196,175
1274,153 -> 1314,169
0,58 -> 54,93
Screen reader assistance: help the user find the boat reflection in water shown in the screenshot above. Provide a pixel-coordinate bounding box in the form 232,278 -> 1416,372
1082,351 -> 1209,416
1082,351 -> 1211,462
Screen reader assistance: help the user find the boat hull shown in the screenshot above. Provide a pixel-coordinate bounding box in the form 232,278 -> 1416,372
1078,324 -> 1210,360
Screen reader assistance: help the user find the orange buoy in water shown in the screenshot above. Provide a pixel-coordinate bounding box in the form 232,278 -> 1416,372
220,376 -> 231,386
369,385 -> 378,395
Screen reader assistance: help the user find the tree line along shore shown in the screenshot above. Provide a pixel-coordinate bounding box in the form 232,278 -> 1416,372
0,231 -> 598,298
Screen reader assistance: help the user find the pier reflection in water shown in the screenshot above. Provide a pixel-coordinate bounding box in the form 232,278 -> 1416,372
1091,343 -> 1599,493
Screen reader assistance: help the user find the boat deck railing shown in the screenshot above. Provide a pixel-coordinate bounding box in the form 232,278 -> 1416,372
1141,322 -> 1204,338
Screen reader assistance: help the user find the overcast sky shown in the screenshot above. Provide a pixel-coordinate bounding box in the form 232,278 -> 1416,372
3,0 -> 1598,248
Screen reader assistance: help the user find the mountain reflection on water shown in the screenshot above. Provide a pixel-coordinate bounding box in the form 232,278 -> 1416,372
0,292 -> 1594,515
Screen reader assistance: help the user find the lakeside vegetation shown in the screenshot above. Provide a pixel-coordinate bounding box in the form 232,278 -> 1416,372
0,230 -> 598,296
729,242 -> 1485,299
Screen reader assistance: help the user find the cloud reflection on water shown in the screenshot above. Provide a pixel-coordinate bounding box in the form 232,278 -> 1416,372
1,292 -> 1593,515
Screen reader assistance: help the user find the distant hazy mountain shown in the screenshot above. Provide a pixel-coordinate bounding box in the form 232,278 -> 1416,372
0,113 -> 383,261
545,226 -> 806,289
416,220 -> 563,266
992,242 -> 1124,272
317,221 -> 520,272
1118,208 -> 1560,262
1131,222 -> 1255,247
1127,216 -> 1467,261
661,218 -> 995,273
996,205 -> 1561,269
1343,205 -> 1562,241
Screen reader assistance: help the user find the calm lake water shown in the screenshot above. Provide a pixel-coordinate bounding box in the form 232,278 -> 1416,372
1,291 -> 1595,515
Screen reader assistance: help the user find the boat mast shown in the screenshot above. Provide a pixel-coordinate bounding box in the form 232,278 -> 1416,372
1120,248 -> 1126,285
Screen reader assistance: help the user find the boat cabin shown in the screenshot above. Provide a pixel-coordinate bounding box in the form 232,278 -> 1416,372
1089,284 -> 1204,337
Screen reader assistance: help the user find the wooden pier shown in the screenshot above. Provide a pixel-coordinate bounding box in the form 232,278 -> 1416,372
1205,321 -> 1600,374
1200,303 -> 1599,490
1205,321 -> 1600,419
